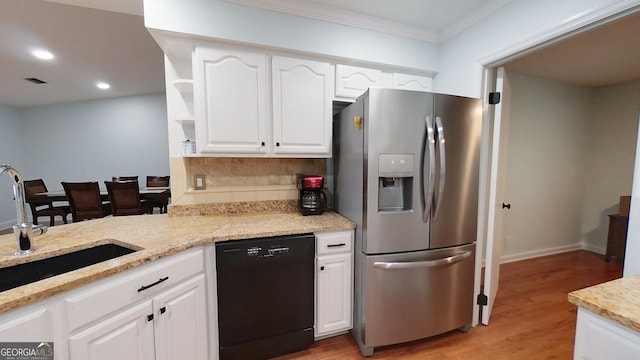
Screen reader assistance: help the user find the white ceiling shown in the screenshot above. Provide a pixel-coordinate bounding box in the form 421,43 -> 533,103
1,0 -> 638,108
0,0 -> 162,108
504,12 -> 640,87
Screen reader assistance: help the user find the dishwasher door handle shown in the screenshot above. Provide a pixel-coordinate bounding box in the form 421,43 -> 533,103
373,251 -> 472,270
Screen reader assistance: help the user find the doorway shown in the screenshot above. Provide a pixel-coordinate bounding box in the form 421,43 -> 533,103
479,10 -> 640,324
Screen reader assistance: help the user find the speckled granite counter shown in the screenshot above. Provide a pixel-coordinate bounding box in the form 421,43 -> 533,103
0,211 -> 354,314
568,276 -> 640,333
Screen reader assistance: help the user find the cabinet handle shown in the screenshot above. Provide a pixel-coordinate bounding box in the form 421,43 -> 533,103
147,314 -> 154,322
327,243 -> 346,248
320,266 -> 325,271
137,276 -> 169,292
261,141 -> 265,146
276,142 -> 280,147
160,306 -> 167,315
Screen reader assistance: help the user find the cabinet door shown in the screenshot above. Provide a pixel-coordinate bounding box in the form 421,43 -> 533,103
575,308 -> 640,360
195,47 -> 268,154
272,56 -> 334,157
69,300 -> 155,360
316,252 -> 353,337
154,274 -> 208,360
0,306 -> 54,341
392,73 -> 433,92
335,64 -> 391,99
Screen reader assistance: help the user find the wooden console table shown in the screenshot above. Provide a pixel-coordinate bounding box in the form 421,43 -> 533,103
605,214 -> 629,263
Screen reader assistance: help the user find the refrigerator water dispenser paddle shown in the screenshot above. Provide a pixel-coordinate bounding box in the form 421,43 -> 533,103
378,154 -> 414,212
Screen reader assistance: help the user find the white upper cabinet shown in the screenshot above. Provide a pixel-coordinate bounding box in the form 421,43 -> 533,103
272,56 -> 334,157
193,47 -> 334,157
194,47 -> 269,155
335,64 -> 392,99
335,64 -> 433,100
392,72 -> 433,92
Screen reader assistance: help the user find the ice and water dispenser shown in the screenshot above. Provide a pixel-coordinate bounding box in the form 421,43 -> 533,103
378,154 -> 414,212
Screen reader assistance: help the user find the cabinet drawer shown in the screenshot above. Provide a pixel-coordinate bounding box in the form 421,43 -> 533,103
316,231 -> 353,255
65,248 -> 204,332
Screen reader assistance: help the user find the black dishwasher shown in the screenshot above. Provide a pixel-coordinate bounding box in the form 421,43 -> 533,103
215,233 -> 315,360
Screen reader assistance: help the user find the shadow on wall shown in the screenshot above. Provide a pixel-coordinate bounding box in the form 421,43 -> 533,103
583,204 -> 619,251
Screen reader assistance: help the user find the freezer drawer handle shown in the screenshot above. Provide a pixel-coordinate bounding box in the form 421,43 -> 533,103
373,251 -> 471,270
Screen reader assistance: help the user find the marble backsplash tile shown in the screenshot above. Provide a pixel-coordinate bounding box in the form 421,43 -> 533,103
188,158 -> 326,188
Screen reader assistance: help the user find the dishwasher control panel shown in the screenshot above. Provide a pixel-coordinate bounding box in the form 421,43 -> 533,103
246,245 -> 291,257
216,233 -> 315,268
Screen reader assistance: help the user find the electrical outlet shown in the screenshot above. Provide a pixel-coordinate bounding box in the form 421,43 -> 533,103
194,174 -> 206,190
504,235 -> 511,248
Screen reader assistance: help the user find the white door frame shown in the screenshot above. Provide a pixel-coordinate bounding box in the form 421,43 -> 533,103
474,2 -> 640,325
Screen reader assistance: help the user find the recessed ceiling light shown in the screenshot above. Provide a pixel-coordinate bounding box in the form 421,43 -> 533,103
96,82 -> 111,90
31,49 -> 54,60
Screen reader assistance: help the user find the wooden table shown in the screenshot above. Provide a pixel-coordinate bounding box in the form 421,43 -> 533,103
33,187 -> 170,203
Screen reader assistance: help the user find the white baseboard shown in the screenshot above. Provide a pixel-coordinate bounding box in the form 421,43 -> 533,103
579,242 -> 606,256
499,243 -> 585,264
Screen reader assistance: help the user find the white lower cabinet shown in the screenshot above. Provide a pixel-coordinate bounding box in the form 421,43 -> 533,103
315,231 -> 354,339
70,274 -> 208,360
66,249 -> 209,360
0,247 -> 210,360
154,274 -> 208,360
0,305 -> 56,341
69,300 -> 155,360
574,307 -> 640,360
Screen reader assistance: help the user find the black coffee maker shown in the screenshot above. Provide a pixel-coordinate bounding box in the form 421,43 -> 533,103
297,175 -> 326,216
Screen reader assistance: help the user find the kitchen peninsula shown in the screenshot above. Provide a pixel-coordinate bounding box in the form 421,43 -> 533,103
0,210 -> 354,360
569,276 -> 640,358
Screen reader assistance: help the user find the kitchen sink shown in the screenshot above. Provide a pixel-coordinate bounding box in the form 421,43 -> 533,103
0,243 -> 137,292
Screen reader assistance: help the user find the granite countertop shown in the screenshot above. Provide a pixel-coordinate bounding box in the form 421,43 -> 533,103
568,276 -> 640,333
0,211 -> 355,314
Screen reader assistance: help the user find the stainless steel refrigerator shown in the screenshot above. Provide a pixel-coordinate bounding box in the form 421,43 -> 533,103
333,88 -> 482,356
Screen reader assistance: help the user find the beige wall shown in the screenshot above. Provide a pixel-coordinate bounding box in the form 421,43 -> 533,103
581,80 -> 640,251
502,74 -> 639,262
502,73 -> 592,261
169,157 -> 326,206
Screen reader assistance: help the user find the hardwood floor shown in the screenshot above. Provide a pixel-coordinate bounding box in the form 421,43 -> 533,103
276,250 -> 622,360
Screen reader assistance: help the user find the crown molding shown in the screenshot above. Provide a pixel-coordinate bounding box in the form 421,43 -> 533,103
225,0 -> 439,42
225,0 -> 510,43
440,0 -> 512,42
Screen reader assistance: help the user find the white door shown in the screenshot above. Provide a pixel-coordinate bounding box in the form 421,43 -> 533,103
481,67 -> 512,325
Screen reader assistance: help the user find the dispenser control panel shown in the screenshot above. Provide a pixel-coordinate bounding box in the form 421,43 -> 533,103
379,154 -> 414,177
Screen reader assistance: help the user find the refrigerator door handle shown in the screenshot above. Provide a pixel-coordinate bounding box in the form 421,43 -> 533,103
434,116 -> 446,221
423,116 -> 436,223
373,251 -> 472,270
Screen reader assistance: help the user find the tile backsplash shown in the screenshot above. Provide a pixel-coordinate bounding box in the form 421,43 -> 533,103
168,157 -> 327,206
188,158 -> 326,188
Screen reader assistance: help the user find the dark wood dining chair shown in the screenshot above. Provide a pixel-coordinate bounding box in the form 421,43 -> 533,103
104,181 -> 153,216
145,176 -> 170,213
24,179 -> 71,226
62,182 -> 111,222
112,176 -> 138,182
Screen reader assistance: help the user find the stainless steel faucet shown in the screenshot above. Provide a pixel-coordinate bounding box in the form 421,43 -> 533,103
0,164 -> 47,255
